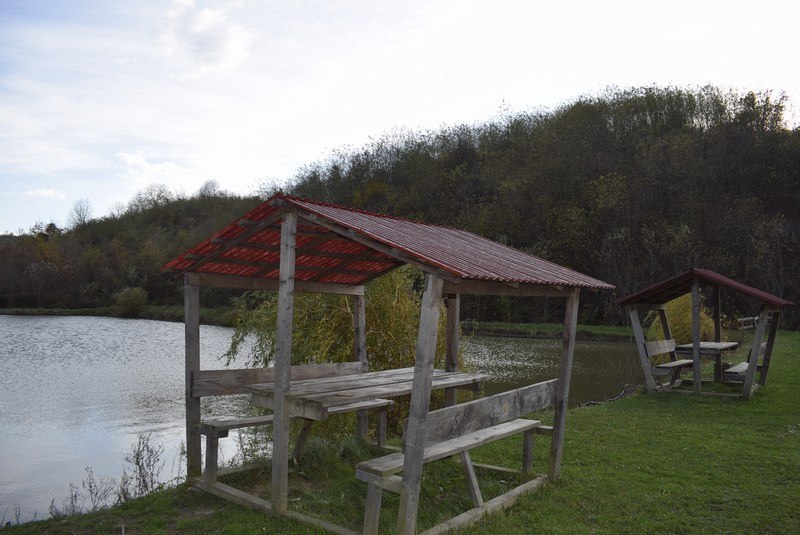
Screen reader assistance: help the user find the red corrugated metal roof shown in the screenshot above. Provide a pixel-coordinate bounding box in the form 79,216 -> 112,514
163,194 -> 614,290
617,268 -> 794,307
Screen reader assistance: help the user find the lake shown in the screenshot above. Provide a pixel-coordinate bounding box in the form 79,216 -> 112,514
0,315 -> 641,523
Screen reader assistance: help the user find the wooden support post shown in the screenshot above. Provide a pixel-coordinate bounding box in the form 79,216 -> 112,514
293,420 -> 314,460
363,482 -> 384,535
742,306 -> 768,399
185,276 -> 201,478
549,288 -> 579,481
444,293 -> 460,406
352,294 -> 369,439
713,286 -> 722,343
397,274 -> 443,535
272,212 -> 297,515
691,279 -> 702,394
205,434 -> 219,482
629,307 -> 656,393
759,310 -> 780,386
522,428 -> 534,476
459,450 -> 484,507
657,309 -> 678,363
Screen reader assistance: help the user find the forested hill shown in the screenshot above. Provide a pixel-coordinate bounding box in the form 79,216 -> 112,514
287,87 -> 799,328
1,87 -> 798,328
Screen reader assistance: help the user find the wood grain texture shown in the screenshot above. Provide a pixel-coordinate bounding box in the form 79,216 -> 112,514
184,278 -> 202,478
398,274 -> 443,535
423,379 -> 557,444
193,361 -> 367,397
272,211 -> 296,515
549,288 -> 579,480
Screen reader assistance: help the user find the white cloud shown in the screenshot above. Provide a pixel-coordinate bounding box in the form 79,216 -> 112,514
116,151 -> 199,193
163,0 -> 252,75
25,188 -> 67,199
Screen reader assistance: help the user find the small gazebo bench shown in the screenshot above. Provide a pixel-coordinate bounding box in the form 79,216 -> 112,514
356,379 -> 558,535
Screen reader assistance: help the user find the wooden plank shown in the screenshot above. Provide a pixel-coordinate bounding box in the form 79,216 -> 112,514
629,307 -> 656,393
459,450 -> 484,507
657,309 -> 676,361
192,480 -> 272,513
655,359 -> 693,369
759,310 -> 780,386
283,510 -> 359,535
742,307 -> 768,400
359,419 -> 542,477
424,379 -> 557,443
354,294 -> 368,440
645,339 -> 676,357
193,362 -> 367,397
249,367 -> 418,395
442,279 -> 574,297
397,274 -> 444,535
549,288 -> 579,481
445,294 -> 460,406
723,362 -> 749,375
362,483 -> 383,535
190,270 -> 365,295
200,415 -> 274,433
417,476 -> 548,535
184,277 -> 202,478
356,470 -> 404,493
272,211 -> 296,515
691,279 -> 702,394
292,373 -> 486,409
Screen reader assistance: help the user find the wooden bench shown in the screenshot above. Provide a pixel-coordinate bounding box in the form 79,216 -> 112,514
356,378 -> 558,535
191,361 -> 393,482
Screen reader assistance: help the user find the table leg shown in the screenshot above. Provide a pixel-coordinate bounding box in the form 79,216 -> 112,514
293,420 -> 314,460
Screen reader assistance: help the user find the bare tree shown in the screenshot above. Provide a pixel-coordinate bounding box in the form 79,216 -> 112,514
67,198 -> 93,229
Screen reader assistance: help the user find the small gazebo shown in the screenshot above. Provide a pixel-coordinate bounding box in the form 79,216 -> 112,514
163,194 -> 614,534
618,268 -> 793,399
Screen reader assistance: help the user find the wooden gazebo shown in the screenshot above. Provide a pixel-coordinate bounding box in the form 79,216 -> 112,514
163,194 -> 614,534
618,268 -> 793,399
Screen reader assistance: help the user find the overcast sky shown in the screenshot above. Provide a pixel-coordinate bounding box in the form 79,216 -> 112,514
1,0 -> 798,234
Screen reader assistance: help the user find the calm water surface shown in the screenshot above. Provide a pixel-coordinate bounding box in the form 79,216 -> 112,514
0,316 -> 640,523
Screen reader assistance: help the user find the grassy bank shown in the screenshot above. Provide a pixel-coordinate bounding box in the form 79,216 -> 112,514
5,331 -> 799,533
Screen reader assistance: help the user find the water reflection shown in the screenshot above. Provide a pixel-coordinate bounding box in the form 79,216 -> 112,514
462,335 -> 643,405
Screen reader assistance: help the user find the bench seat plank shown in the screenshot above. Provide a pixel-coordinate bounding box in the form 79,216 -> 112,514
357,418 -> 541,478
724,362 -> 749,375
655,359 -> 693,369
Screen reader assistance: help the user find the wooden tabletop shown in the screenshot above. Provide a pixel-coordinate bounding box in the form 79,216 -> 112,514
675,341 -> 739,353
247,367 -> 487,420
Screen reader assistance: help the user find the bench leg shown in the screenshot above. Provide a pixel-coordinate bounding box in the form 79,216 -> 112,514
459,450 -> 483,507
363,482 -> 383,535
293,420 -> 315,460
356,409 -> 369,441
204,433 -> 220,482
376,408 -> 387,447
522,429 -> 534,476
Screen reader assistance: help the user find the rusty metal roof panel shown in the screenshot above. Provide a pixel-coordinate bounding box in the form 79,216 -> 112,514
283,196 -> 613,289
163,194 -> 614,290
617,268 -> 794,307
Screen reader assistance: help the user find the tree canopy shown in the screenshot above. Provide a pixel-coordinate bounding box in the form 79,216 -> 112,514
1,86 -> 797,328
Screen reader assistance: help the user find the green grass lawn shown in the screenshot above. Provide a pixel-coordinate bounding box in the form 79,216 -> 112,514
6,329 -> 799,534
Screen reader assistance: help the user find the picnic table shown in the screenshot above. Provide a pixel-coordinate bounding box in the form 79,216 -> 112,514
674,341 -> 739,381
247,366 -> 486,421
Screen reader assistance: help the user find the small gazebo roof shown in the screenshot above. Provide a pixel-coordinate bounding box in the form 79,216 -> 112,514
163,194 -> 613,291
617,268 -> 794,308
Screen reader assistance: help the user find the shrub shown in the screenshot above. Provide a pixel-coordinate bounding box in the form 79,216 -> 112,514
113,287 -> 148,317
647,293 -> 717,344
